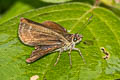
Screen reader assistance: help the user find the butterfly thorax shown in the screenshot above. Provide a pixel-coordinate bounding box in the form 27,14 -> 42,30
57,33 -> 83,52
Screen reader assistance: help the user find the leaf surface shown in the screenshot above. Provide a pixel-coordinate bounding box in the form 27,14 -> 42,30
0,2 -> 120,80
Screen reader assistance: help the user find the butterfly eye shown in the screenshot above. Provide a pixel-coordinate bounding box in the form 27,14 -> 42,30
73,37 -> 77,42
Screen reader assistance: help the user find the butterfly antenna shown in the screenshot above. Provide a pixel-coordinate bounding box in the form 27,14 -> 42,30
79,14 -> 93,33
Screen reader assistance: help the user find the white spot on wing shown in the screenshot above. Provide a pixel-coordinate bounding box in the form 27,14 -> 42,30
23,23 -> 26,26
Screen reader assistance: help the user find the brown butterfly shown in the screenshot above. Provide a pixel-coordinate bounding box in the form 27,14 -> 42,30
18,18 -> 87,67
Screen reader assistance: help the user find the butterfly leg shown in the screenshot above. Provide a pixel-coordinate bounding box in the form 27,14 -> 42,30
73,48 -> 86,64
54,50 -> 62,66
68,48 -> 72,68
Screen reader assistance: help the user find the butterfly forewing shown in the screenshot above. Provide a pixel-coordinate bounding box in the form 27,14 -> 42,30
19,18 -> 68,46
42,21 -> 67,35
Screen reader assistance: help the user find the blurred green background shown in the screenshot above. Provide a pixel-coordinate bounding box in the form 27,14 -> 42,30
0,0 -> 120,24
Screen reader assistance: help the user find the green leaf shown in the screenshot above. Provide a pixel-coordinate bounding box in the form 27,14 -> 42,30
0,0 -> 53,24
101,0 -> 120,8
0,2 -> 120,80
41,0 -> 72,3
101,0 -> 120,18
0,0 -> 16,14
0,1 -> 33,24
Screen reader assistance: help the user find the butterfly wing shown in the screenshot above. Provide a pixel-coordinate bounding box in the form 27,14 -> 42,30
26,45 -> 62,63
42,21 -> 67,35
42,21 -> 73,42
19,18 -> 65,46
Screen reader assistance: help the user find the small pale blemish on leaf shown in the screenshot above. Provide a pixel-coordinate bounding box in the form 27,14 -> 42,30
30,75 -> 39,80
68,30 -> 71,32
100,47 -> 110,60
27,64 -> 31,66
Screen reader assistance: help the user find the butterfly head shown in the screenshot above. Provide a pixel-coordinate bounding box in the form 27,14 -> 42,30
73,33 -> 83,44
